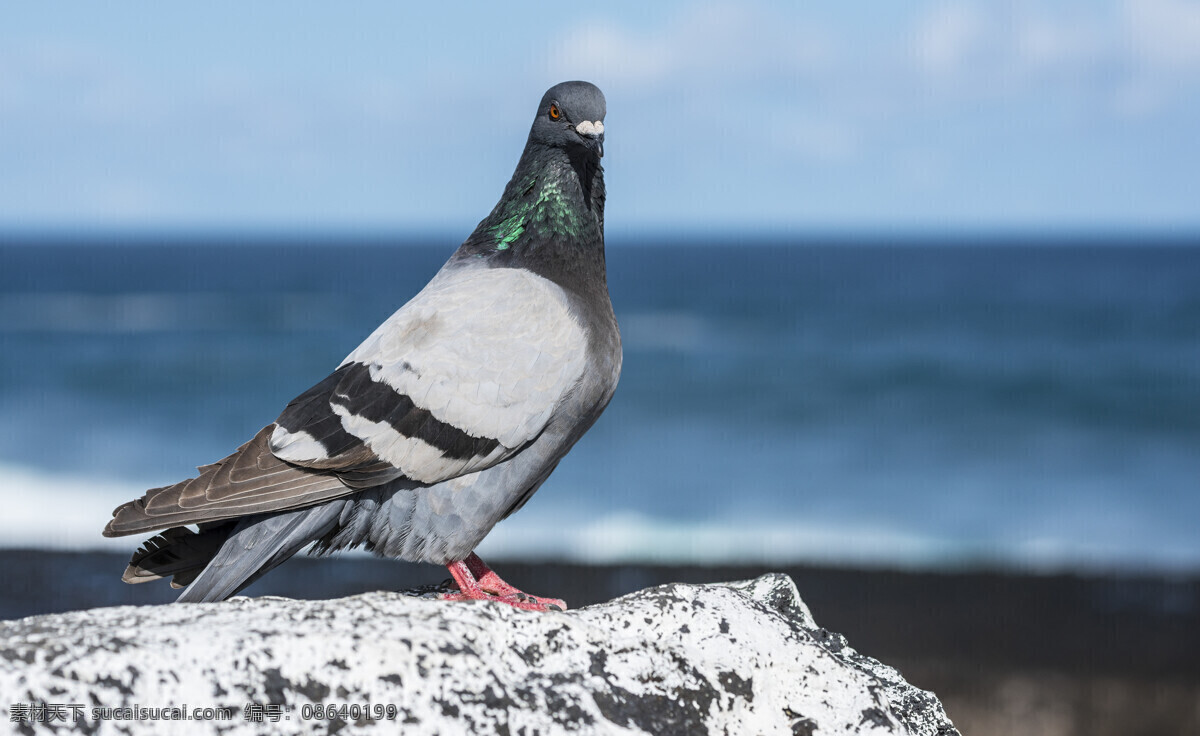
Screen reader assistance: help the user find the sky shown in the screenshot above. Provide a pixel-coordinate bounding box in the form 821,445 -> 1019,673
1,1 -> 1199,234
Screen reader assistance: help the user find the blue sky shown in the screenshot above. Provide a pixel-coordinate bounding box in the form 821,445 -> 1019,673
2,1 -> 1198,233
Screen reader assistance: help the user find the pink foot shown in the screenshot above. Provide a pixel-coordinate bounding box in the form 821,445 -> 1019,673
441,553 -> 567,612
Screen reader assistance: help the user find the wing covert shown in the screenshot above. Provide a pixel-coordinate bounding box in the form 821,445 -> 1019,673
270,267 -> 588,487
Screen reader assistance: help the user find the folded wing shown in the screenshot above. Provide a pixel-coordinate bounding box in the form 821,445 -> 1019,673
104,267 -> 587,537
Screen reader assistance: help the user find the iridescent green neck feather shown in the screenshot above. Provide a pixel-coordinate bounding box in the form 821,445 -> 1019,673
454,141 -> 606,294
491,179 -> 581,250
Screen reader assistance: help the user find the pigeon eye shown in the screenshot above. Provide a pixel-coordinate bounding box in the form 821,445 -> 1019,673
549,104 -> 561,120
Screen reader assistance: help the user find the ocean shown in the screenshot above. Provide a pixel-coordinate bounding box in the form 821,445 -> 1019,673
1,235 -> 1198,573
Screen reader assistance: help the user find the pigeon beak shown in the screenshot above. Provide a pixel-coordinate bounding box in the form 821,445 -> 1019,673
575,120 -> 605,158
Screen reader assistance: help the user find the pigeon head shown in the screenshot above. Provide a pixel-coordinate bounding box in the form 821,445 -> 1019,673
529,81 -> 606,158
455,80 -> 609,271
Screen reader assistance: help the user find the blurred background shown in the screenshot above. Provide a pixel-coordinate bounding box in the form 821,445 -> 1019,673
2,3 -> 1198,735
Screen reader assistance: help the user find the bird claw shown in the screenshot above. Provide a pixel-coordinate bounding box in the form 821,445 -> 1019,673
441,555 -> 568,612
438,589 -> 567,612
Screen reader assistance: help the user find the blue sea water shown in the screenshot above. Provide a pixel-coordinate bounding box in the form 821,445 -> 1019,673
1,235 -> 1198,572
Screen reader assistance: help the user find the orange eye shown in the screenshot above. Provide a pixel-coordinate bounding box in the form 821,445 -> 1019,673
549,104 -> 561,120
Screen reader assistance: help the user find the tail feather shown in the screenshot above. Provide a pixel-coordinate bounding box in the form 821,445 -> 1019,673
122,523 -> 236,587
174,501 -> 348,603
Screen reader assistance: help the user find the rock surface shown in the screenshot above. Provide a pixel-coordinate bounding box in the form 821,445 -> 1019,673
0,573 -> 959,735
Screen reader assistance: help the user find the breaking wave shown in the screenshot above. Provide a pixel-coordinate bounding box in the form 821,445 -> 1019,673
4,462 -> 1199,575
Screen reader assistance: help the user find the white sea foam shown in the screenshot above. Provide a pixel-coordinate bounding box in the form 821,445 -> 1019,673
0,463 -> 154,550
2,462 -> 1197,574
478,509 -> 1200,573
476,510 -> 960,569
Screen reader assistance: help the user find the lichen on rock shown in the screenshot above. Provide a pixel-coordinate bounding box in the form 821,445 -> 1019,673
0,573 -> 959,735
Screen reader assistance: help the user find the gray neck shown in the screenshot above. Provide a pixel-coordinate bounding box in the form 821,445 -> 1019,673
452,141 -> 607,300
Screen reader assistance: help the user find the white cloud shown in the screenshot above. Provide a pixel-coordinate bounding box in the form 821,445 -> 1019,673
913,3 -> 987,76
901,0 -> 1200,123
1127,0 -> 1200,68
2,2 -> 1198,229
539,1 -> 1200,226
549,1 -> 1199,174
550,2 -> 834,92
0,39 -> 144,125
909,3 -> 1115,94
552,21 -> 676,87
548,2 -> 851,172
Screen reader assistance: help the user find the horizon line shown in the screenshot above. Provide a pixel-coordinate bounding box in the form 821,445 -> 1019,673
3,223 -> 1200,245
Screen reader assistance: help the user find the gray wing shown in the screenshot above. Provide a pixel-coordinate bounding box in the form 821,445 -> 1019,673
271,266 -> 588,483
104,267 -> 588,537
103,426 -> 351,536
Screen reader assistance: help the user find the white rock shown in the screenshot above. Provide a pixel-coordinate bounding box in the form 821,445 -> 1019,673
0,573 -> 959,735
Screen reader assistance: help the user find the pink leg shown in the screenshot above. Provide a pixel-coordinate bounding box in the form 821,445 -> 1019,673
440,553 -> 567,611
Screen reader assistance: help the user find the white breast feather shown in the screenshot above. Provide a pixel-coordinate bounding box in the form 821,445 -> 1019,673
342,268 -> 588,451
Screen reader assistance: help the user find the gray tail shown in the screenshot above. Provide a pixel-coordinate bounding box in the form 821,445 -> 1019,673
174,502 -> 347,603
174,502 -> 348,603
118,501 -> 347,603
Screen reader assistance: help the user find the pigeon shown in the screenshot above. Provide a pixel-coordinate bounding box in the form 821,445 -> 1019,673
102,81 -> 620,612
